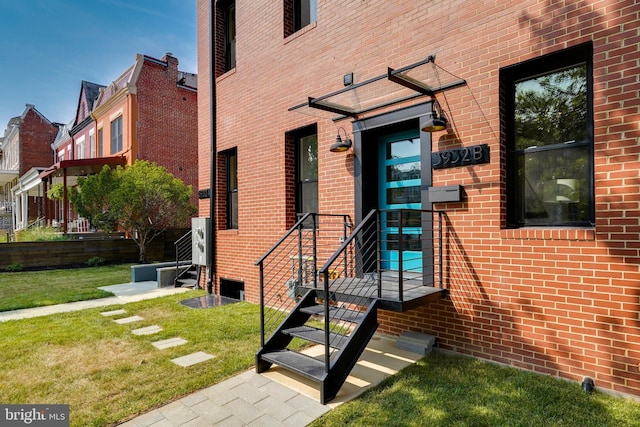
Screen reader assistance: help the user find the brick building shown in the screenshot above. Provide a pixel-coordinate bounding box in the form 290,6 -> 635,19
0,105 -> 60,230
196,0 -> 640,399
40,53 -> 199,232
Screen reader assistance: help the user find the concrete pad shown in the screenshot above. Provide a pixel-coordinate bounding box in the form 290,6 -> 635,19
262,334 -> 422,408
152,337 -> 187,349
114,315 -> 144,324
99,281 -> 191,303
100,309 -> 126,317
132,325 -> 163,335
171,351 -> 216,367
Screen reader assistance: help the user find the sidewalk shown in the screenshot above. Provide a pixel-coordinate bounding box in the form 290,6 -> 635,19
0,282 -> 423,426
0,281 -> 190,322
119,334 -> 422,426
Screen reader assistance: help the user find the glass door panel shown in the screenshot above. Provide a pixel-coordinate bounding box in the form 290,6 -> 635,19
378,130 -> 422,272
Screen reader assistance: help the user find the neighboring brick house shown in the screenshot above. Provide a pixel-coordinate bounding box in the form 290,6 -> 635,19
196,0 -> 640,399
40,53 -> 198,232
71,81 -> 105,161
0,105 -> 60,230
92,53 -> 198,190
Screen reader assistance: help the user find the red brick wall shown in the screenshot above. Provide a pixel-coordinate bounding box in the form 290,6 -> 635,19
197,0 -> 640,396
135,55 -> 199,217
19,108 -> 58,174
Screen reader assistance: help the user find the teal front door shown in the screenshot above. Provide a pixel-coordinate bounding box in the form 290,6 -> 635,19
378,129 -> 422,272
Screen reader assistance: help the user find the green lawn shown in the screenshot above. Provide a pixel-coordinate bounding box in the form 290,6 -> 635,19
310,351 -> 640,427
0,264 -> 132,312
1,265 -> 639,426
0,292 -> 262,426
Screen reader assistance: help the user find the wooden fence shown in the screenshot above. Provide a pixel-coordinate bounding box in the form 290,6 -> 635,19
0,229 -> 188,270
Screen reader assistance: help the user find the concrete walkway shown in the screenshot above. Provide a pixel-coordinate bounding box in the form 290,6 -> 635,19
119,335 -> 422,426
0,281 -> 191,322
0,282 -> 423,426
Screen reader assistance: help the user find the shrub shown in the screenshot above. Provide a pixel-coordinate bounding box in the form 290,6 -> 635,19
5,263 -> 23,272
16,227 -> 67,242
86,256 -> 105,267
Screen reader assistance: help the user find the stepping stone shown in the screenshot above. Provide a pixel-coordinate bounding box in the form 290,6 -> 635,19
132,325 -> 163,335
152,337 -> 188,350
114,315 -> 144,324
171,351 -> 216,367
101,309 -> 126,317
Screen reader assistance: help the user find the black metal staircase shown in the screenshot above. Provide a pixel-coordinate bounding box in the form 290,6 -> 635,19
255,210 -> 446,404
173,230 -> 201,288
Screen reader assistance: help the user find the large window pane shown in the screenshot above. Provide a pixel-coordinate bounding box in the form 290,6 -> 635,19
224,2 -> 236,71
110,117 -> 122,154
505,45 -> 593,227
226,149 -> 238,229
515,64 -> 587,150
294,0 -> 316,31
296,128 -> 318,215
513,144 -> 590,224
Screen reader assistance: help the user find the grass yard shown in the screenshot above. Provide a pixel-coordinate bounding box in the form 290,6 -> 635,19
1,265 -> 639,426
0,291 -> 263,426
310,351 -> 640,427
0,264 -> 132,312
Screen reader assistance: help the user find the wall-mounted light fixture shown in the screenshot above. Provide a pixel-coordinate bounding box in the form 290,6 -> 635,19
421,100 -> 447,132
330,127 -> 353,152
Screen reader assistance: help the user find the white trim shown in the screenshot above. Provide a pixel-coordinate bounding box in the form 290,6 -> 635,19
109,109 -> 123,121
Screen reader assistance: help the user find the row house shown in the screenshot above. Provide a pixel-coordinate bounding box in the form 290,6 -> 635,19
196,0 -> 640,402
35,53 -> 198,233
0,105 -> 60,231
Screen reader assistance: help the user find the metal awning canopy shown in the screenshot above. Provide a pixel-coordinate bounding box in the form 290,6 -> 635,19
39,156 -> 126,180
289,55 -> 466,120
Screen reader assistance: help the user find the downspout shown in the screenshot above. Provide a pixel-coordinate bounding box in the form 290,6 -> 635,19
207,0 -> 217,294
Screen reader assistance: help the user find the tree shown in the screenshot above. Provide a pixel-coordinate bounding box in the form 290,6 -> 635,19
69,160 -> 196,263
68,165 -> 119,232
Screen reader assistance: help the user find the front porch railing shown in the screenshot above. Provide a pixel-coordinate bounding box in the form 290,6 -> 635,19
255,213 -> 353,348
318,208 -> 444,301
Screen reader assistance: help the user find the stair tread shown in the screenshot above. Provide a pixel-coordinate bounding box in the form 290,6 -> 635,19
261,349 -> 326,382
282,325 -> 349,348
300,304 -> 365,323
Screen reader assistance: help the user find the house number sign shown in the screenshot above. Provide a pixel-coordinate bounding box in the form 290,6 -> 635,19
431,144 -> 489,169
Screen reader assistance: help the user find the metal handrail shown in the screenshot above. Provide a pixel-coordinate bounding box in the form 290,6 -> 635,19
256,213 -> 353,349
174,230 -> 193,284
257,208 -> 444,374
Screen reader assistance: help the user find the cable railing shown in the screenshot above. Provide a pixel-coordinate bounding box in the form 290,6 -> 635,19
318,208 -> 443,295
174,230 -> 193,285
255,213 -> 353,347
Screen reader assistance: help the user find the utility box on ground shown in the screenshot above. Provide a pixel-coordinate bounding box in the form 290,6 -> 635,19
192,217 -> 211,266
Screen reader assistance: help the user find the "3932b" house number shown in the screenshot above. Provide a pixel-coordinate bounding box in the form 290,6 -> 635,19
431,144 -> 489,169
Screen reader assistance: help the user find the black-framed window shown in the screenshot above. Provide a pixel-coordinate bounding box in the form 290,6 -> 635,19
225,148 -> 238,229
224,1 -> 236,72
284,0 -> 316,37
503,43 -> 594,227
110,116 -> 123,155
296,127 -> 318,214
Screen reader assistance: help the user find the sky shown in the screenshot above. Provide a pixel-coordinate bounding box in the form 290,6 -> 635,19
0,0 -> 197,130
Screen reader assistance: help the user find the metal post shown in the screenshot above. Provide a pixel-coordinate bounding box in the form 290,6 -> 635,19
398,209 -> 404,302
438,211 -> 443,289
312,214 -> 317,285
324,269 -> 330,374
259,263 -> 265,347
207,0 -> 217,295
376,209 -> 382,298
